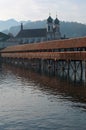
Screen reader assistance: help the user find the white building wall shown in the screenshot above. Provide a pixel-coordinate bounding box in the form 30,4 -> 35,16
17,36 -> 47,44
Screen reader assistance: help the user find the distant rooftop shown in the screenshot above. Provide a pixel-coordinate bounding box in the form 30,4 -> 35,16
16,28 -> 47,38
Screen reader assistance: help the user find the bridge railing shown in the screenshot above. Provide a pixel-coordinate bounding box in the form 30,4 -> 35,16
1,51 -> 86,61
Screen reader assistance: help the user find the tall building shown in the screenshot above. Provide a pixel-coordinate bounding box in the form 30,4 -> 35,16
47,15 -> 61,40
15,15 -> 61,44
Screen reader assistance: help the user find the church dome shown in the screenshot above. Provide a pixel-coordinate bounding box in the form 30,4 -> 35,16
47,16 -> 53,23
54,17 -> 59,24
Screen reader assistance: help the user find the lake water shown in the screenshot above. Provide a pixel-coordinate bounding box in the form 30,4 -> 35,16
0,64 -> 86,130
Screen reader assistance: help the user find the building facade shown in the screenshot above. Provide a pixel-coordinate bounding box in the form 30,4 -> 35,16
16,15 -> 61,44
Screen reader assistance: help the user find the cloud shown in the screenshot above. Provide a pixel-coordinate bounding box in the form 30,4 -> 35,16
0,0 -> 85,23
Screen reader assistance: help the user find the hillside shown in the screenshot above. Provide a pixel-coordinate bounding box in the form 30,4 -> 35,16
1,19 -> 86,38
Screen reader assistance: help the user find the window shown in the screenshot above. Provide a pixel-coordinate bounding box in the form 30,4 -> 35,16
48,26 -> 50,31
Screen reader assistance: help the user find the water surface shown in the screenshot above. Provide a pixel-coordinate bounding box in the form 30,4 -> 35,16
0,64 -> 86,130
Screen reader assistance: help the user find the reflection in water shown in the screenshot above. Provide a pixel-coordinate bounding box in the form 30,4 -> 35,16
0,64 -> 86,130
3,64 -> 86,104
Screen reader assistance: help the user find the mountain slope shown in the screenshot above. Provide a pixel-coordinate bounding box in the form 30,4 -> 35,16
1,19 -> 86,38
0,19 -> 19,31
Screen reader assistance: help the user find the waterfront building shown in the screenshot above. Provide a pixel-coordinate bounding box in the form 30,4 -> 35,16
15,15 -> 61,44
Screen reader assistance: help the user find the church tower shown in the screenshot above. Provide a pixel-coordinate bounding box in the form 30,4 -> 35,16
47,15 -> 54,40
54,15 -> 61,39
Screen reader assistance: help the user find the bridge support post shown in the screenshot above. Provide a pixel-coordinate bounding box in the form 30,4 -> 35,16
80,60 -> 83,82
0,54 -> 2,63
85,61 -> 86,81
53,60 -> 56,76
67,60 -> 70,81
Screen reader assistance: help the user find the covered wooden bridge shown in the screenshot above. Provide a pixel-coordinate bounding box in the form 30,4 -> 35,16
1,36 -> 86,82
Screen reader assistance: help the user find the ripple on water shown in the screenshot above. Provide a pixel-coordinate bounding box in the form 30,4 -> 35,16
0,65 -> 85,130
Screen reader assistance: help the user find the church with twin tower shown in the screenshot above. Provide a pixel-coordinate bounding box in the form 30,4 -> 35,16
47,15 -> 61,40
16,15 -> 61,44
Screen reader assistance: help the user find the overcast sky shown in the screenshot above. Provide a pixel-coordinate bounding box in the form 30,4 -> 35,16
0,0 -> 86,23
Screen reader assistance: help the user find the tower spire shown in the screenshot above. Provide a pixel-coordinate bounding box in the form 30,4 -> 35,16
56,14 -> 57,18
49,9 -> 51,16
56,11 -> 58,18
49,12 -> 51,16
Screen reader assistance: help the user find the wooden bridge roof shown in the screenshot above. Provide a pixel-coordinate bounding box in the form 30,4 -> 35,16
1,36 -> 86,53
